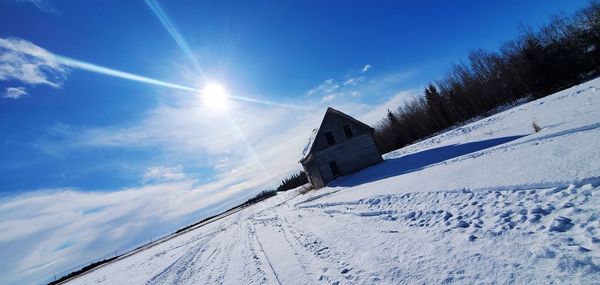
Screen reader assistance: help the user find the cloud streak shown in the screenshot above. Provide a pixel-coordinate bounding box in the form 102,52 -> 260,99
306,64 -> 417,105
3,86 -> 28,99
0,37 -> 69,88
361,64 -> 371,73
0,37 -> 185,92
142,165 -> 187,184
0,99 -> 327,284
0,179 -> 254,284
13,0 -> 57,14
0,37 -> 305,109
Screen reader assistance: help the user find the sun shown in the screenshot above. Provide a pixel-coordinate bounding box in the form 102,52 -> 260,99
201,83 -> 230,111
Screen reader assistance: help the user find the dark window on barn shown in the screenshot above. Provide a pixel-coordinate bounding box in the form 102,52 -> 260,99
343,125 -> 353,138
324,131 -> 336,145
329,161 -> 340,176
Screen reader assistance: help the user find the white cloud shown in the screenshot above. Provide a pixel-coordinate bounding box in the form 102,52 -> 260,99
3,87 -> 28,99
321,94 -> 336,102
142,165 -> 186,184
0,37 -> 69,88
308,75 -> 364,102
0,179 -> 253,285
361,64 -> 372,73
0,99 -> 329,283
306,78 -> 339,97
343,76 -> 364,86
307,66 -> 416,104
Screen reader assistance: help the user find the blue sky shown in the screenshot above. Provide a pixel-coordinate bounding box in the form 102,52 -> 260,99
0,0 -> 589,284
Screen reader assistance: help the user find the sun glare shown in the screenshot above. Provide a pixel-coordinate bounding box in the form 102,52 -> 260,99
201,83 -> 230,111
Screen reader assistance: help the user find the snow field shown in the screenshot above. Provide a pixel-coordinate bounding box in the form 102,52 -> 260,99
68,79 -> 600,284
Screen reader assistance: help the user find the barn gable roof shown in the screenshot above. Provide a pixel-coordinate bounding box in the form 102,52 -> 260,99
300,107 -> 373,162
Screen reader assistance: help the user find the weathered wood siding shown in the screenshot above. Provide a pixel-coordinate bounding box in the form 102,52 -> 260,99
302,155 -> 325,188
310,112 -> 373,154
314,133 -> 382,184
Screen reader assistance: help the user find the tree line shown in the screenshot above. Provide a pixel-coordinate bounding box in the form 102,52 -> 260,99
277,171 -> 308,191
374,1 -> 600,153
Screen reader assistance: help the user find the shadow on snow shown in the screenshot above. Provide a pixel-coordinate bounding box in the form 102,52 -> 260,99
329,135 -> 525,188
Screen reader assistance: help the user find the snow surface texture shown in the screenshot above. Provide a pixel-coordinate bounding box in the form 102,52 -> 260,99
68,79 -> 600,284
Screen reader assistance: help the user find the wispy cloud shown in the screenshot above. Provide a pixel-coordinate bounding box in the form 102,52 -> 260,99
2,86 -> 28,99
0,37 -> 304,110
0,37 -> 69,88
0,37 -> 195,98
13,0 -> 57,13
306,78 -> 339,97
321,94 -> 336,102
361,64 -> 371,73
307,64 -> 417,104
142,165 -> 186,184
343,76 -> 364,86
0,179 -> 253,284
0,99 -> 325,284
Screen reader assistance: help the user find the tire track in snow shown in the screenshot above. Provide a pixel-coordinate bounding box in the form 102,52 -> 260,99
204,241 -> 234,284
145,228 -> 225,285
250,201 -> 361,285
225,217 -> 280,284
248,220 -> 283,285
281,215 -> 361,284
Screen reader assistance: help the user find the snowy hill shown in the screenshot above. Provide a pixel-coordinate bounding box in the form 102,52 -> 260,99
67,79 -> 600,284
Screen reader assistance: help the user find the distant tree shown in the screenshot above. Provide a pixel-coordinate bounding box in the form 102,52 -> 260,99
240,189 -> 277,206
386,109 -> 399,129
424,84 -> 450,129
277,171 -> 308,191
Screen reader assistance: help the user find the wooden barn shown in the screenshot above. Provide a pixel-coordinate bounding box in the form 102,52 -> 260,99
300,107 -> 383,188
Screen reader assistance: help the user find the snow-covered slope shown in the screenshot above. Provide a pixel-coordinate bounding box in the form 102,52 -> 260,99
68,79 -> 600,284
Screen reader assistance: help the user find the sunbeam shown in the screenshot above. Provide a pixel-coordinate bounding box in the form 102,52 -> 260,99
55,53 -> 296,176
143,0 -> 271,175
144,0 -> 205,80
54,55 -> 307,109
56,55 -> 197,92
142,1 -> 308,110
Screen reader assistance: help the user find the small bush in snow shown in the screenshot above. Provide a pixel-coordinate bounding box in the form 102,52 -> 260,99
532,120 -> 542,133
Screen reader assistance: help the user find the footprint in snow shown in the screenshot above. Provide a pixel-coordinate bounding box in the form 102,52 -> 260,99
549,216 -> 574,232
444,212 -> 453,221
457,220 -> 470,228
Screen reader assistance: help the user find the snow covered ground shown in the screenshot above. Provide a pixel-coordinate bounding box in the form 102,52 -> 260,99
67,79 -> 600,284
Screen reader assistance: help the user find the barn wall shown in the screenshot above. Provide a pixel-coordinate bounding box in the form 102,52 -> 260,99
302,156 -> 325,188
314,133 -> 383,185
310,111 -> 373,154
